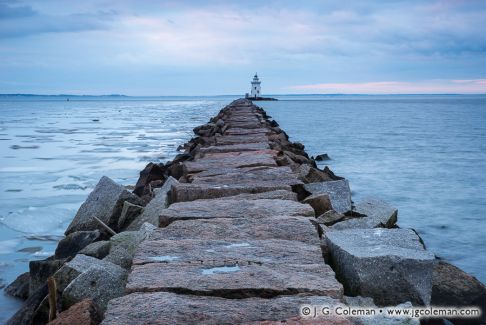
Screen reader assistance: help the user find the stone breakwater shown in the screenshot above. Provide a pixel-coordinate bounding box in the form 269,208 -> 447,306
5,99 -> 486,325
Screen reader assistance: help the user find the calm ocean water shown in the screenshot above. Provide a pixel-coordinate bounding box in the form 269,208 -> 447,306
1,95 -> 485,320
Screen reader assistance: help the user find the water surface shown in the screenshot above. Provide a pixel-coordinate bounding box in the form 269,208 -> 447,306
0,97 -> 230,321
262,95 -> 486,283
1,95 -> 485,321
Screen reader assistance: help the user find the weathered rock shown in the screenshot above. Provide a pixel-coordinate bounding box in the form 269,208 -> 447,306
6,284 -> 47,325
344,296 -> 419,325
79,240 -> 111,259
160,198 -> 315,227
148,216 -> 320,246
304,180 -> 351,213
220,190 -> 298,201
103,223 -> 155,269
103,231 -> 145,269
117,201 -> 144,230
134,238 -> 324,266
166,161 -> 184,179
332,197 -> 398,230
275,153 -> 299,169
267,132 -> 288,144
62,263 -> 128,311
183,151 -> 277,173
318,224 -> 332,263
32,295 -> 51,325
315,153 -> 331,161
431,260 -> 486,324
194,123 -> 217,137
48,298 -> 102,325
199,142 -> 270,154
127,176 -> 178,230
216,134 -> 269,145
283,150 -> 312,165
190,166 -> 301,186
128,238 -> 341,298
5,272 -> 30,299
254,317 -> 353,325
215,118 -> 224,127
133,162 -> 166,196
297,165 -> 343,183
316,210 -> 345,226
65,176 -> 143,235
297,164 -> 322,181
103,292 -> 347,325
52,254 -> 119,295
170,182 -> 293,202
102,292 -> 350,325
55,230 -> 102,259
194,122 -> 216,132
303,193 -> 333,216
326,228 -> 436,306
29,257 -> 66,295
224,127 -> 268,136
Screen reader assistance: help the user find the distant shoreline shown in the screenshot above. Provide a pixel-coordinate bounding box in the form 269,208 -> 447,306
1,93 -> 486,99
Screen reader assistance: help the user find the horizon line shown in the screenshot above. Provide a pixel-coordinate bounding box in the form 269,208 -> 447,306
2,93 -> 486,97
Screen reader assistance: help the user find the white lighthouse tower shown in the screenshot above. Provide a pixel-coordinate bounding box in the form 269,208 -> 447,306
250,73 -> 261,98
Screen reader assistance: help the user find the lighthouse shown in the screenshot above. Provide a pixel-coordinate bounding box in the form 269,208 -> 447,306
250,73 -> 261,98
244,74 -> 276,101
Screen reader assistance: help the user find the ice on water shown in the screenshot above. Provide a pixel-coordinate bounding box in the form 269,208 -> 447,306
0,97 -> 228,319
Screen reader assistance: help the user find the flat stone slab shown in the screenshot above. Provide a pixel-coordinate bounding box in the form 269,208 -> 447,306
199,142 -> 270,154
102,292 -> 347,325
225,112 -> 260,118
331,197 -> 398,230
133,239 -> 323,266
219,190 -> 298,201
224,118 -> 261,124
304,180 -> 351,214
128,238 -> 341,297
170,182 -> 293,202
225,128 -> 269,136
326,228 -> 436,306
160,198 -> 315,226
200,149 -> 278,159
215,134 -> 269,144
191,166 -> 302,186
127,262 -> 342,298
183,152 -> 277,173
148,216 -> 318,244
225,112 -> 260,117
225,116 -> 261,122
188,165 -> 291,179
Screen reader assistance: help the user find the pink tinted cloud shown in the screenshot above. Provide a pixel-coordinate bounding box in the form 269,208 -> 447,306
287,80 -> 486,94
452,79 -> 486,85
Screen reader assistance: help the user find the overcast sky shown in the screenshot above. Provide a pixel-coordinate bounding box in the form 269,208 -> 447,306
1,0 -> 486,95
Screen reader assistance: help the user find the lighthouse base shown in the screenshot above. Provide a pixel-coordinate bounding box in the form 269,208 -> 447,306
245,95 -> 278,101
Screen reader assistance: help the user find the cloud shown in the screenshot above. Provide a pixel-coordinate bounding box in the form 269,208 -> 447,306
287,79 -> 486,94
1,0 -> 486,94
452,79 -> 486,85
0,1 -> 116,38
104,0 -> 486,67
0,0 -> 36,19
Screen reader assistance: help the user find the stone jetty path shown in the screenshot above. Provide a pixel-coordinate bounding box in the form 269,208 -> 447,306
102,99 -> 349,324
7,99 -> 486,325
